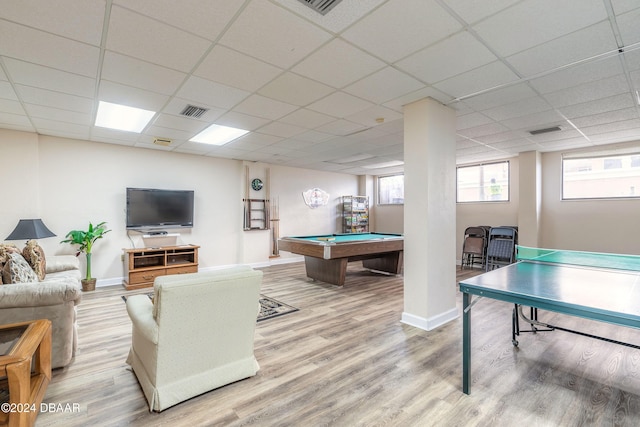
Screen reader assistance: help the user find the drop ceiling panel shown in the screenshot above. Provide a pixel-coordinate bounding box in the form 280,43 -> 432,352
292,39 -> 386,89
558,93 -> 636,119
457,122 -> 510,139
0,20 -> 100,77
233,95 -> 298,121
99,80 -> 169,111
341,0 -> 462,63
529,56 -> 624,94
0,0 -> 105,45
255,121 -> 307,138
307,92 -> 374,118
0,112 -> 34,129
101,52 -> 187,96
23,104 -> 90,125
113,0 -> 244,41
543,74 -> 630,108
150,113 -> 209,134
482,96 -> 552,122
463,83 -> 538,111
505,21 -> 618,77
616,7 -> 640,45
214,111 -> 271,131
0,99 -> 25,114
4,58 -> 96,98
0,81 -> 18,101
444,0 -> 520,24
500,110 -> 566,131
433,61 -> 520,98
472,0 -> 607,57
279,108 -> 336,129
396,31 -> 497,84
570,107 -> 639,128
194,46 -> 283,93
106,6 -> 211,73
176,76 -> 250,110
345,106 -> 402,127
344,67 -> 424,104
383,87 -> 453,112
456,112 -> 494,130
16,86 -> 93,113
272,0 -> 385,33
219,1 -> 332,68
258,72 -> 334,106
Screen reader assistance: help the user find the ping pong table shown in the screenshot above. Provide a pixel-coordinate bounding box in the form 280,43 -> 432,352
459,245 -> 640,395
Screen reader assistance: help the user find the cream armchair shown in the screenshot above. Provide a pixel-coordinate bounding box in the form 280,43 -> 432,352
125,265 -> 263,412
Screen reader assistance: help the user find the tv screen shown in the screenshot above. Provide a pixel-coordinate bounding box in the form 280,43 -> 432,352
126,188 -> 194,230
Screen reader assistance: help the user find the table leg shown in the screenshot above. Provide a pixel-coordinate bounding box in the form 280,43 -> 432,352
463,292 -> 471,394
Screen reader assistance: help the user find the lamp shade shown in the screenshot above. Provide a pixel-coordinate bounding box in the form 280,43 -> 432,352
5,219 -> 56,241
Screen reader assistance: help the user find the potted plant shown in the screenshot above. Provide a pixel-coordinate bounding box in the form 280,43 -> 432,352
61,221 -> 111,291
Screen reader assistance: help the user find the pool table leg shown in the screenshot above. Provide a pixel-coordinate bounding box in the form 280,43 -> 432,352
463,291 -> 471,394
304,256 -> 348,286
362,251 -> 403,274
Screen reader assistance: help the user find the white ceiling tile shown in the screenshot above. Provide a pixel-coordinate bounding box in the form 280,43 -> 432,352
345,106 -> 403,127
0,20 -> 100,77
463,83 -> 538,110
233,95 -> 298,120
0,0 -> 105,45
215,111 -> 271,131
101,52 -> 186,96
98,80 -> 169,111
528,128 -> 583,143
617,7 -> 640,46
106,6 -> 211,73
32,118 -> 90,134
228,132 -> 282,150
482,96 -> 552,122
490,139 -> 540,150
501,110 -> 566,131
219,1 -> 332,68
143,125 -> 194,141
445,0 -> 520,24
457,122 -> 510,139
506,21 -> 618,77
150,113 -> 208,134
474,131 -> 527,145
113,0 -> 244,41
581,118 -> 640,137
344,67 -> 424,104
272,0 -> 386,33
0,99 -> 25,115
0,81 -> 18,101
90,127 -> 141,142
23,104 -> 90,125
307,91 -> 374,118
194,45 -> 283,93
558,93 -> 636,119
15,85 -> 92,113
588,127 -> 640,143
255,121 -> 306,138
294,130 -> 334,143
396,31 -> 497,84
279,108 -> 335,129
529,56 -> 624,94
383,87 -> 454,112
342,0 -> 462,63
0,111 -> 34,129
258,73 -> 334,106
292,38 -> 386,89
176,76 -> 250,110
570,107 -> 639,128
4,58 -> 95,98
543,74 -> 630,108
611,0 -> 640,15
456,112 -> 495,130
315,119 -> 367,136
473,0 -> 607,57
433,61 -> 520,98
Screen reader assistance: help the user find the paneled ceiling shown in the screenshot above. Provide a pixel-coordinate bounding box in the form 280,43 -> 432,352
1,0 -> 640,175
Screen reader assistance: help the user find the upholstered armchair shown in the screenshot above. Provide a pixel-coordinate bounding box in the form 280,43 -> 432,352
125,265 -> 263,412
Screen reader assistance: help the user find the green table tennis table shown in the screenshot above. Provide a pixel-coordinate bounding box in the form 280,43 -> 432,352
459,245 -> 640,395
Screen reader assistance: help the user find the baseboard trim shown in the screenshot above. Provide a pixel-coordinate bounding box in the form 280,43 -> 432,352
401,307 -> 459,331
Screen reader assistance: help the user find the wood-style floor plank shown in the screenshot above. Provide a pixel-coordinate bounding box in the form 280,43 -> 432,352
35,262 -> 640,426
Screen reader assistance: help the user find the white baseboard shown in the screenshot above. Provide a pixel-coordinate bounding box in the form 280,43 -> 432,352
401,307 -> 459,331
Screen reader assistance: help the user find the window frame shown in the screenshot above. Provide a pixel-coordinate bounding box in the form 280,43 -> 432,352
456,160 -> 510,203
377,173 -> 405,205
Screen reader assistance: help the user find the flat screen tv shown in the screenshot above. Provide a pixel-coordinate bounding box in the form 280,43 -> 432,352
126,188 -> 194,231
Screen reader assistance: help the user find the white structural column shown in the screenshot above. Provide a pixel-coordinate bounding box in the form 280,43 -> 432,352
401,97 -> 457,331
518,151 -> 542,247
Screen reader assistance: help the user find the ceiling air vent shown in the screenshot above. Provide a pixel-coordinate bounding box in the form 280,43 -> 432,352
296,0 -> 344,15
153,137 -> 172,147
529,126 -> 562,135
180,104 -> 209,119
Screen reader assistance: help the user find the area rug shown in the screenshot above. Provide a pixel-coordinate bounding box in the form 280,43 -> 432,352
121,294 -> 298,322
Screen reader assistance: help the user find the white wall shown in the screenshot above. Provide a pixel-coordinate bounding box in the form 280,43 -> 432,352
1,130 -> 359,284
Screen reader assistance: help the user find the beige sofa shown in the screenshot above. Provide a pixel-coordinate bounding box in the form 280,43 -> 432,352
126,265 -> 263,412
0,255 -> 82,368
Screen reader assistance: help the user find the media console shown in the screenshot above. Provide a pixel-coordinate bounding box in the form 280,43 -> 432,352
122,245 -> 199,290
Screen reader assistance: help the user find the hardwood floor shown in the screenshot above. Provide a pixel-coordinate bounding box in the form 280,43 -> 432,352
36,262 -> 640,426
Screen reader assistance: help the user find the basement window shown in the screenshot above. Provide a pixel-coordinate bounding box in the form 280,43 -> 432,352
378,174 -> 404,205
562,153 -> 640,200
457,161 -> 510,203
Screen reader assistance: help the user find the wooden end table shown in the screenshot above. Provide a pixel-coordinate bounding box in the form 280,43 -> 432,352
0,319 -> 52,427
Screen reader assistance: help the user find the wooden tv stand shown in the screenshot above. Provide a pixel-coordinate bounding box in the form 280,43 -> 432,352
123,245 -> 199,290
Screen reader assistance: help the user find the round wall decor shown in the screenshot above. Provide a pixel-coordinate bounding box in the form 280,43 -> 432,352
251,178 -> 263,191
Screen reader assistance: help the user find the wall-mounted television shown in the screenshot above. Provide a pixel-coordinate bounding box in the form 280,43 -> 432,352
126,188 -> 194,231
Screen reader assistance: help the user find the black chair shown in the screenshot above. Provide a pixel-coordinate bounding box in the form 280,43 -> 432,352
461,226 -> 487,270
485,226 -> 517,271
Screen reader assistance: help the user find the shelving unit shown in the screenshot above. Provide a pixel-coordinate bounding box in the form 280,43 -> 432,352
123,245 -> 199,290
342,195 -> 369,233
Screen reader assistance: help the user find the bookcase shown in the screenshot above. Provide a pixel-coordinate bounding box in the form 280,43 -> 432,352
341,195 -> 369,233
123,245 -> 199,290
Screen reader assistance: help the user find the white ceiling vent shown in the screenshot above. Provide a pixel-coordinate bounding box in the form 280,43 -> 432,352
153,137 -> 172,146
296,0 -> 344,15
180,104 -> 209,119
529,126 -> 562,135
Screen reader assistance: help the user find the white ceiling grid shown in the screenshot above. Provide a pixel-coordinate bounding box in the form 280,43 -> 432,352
0,0 -> 639,174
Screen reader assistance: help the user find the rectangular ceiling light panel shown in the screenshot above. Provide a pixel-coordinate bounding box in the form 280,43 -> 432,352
190,124 -> 249,145
95,101 -> 156,133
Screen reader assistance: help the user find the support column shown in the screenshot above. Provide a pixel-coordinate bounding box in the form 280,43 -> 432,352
517,151 -> 541,247
401,97 -> 457,331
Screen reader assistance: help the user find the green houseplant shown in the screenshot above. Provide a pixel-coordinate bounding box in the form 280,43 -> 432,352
61,221 -> 111,291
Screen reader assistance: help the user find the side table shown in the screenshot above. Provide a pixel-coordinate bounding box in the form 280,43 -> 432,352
0,319 -> 52,427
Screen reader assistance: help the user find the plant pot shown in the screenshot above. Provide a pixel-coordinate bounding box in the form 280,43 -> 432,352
81,278 -> 96,292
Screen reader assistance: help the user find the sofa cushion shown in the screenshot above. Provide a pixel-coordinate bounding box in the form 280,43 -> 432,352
2,252 -> 39,284
23,239 -> 47,281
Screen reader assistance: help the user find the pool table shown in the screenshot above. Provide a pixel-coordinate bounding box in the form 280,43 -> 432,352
278,233 -> 404,286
